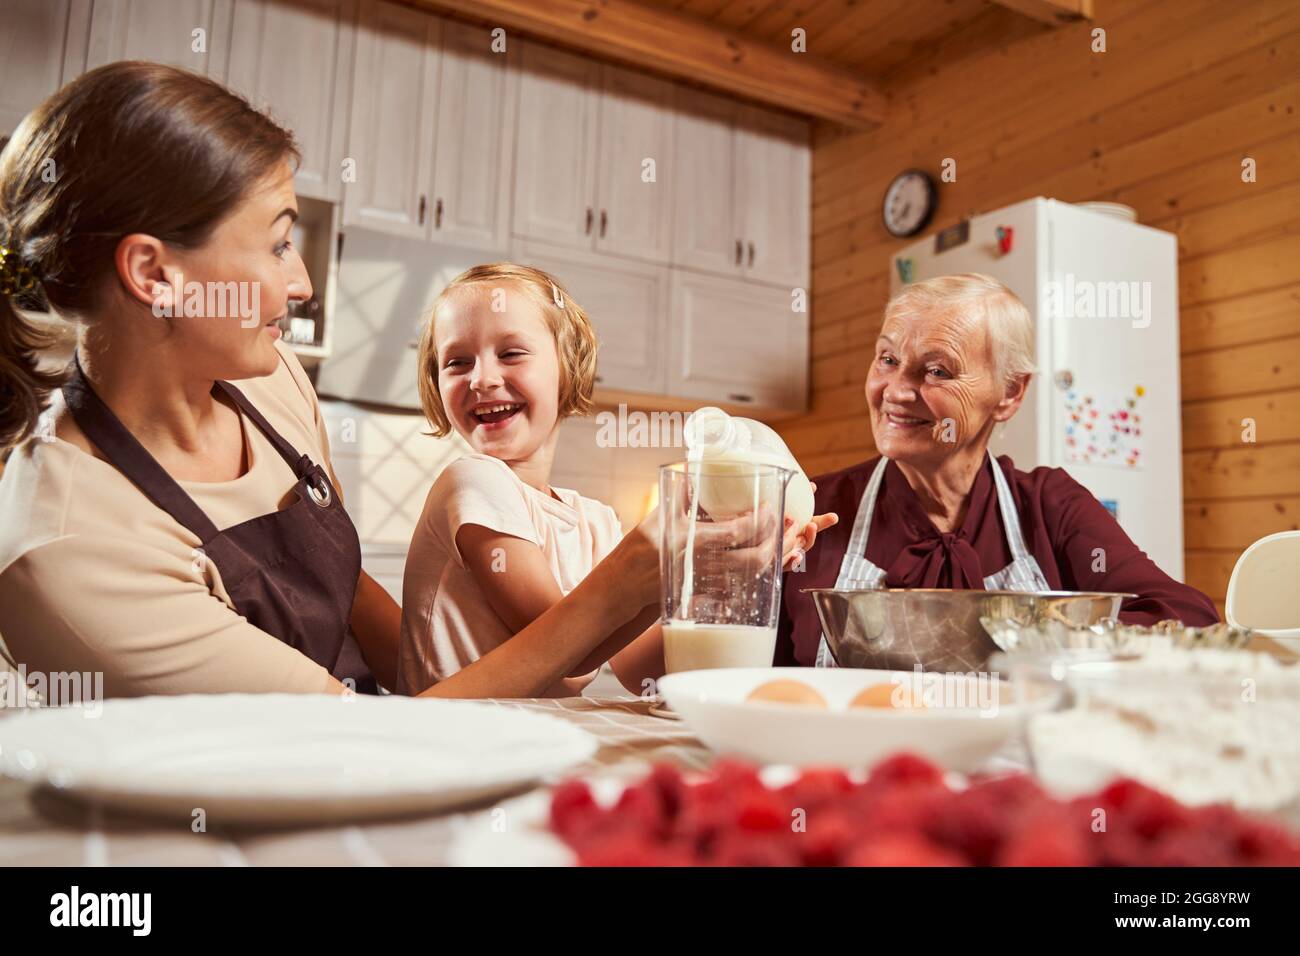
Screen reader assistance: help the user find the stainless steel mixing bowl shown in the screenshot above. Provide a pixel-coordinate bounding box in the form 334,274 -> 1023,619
803,588 -> 1132,672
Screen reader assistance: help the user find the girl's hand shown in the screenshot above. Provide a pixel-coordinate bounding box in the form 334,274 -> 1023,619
615,505 -> 663,611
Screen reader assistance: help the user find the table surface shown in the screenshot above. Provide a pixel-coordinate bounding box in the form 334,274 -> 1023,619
0,696 -> 708,867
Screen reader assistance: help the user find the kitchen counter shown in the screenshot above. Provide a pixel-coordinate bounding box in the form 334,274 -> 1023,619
0,696 -> 709,867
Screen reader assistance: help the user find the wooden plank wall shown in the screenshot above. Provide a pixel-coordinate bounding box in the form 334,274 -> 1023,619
774,0 -> 1300,613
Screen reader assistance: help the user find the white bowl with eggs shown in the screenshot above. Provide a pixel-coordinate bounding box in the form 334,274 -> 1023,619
657,667 -> 1049,773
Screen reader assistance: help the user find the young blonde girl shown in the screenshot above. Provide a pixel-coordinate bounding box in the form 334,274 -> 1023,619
398,263 -> 643,695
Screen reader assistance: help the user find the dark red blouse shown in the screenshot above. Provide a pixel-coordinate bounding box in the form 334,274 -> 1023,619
775,455 -> 1219,667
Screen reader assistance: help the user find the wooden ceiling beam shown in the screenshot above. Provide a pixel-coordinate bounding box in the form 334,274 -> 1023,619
401,0 -> 886,128
988,0 -> 1094,25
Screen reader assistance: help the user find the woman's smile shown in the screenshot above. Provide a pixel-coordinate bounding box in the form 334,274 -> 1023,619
883,410 -> 932,429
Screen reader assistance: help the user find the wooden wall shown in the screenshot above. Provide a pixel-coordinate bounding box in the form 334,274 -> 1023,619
774,0 -> 1300,613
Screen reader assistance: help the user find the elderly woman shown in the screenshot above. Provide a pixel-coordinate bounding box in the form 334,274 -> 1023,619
776,273 -> 1218,667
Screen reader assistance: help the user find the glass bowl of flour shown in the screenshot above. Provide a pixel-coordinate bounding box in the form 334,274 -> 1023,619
990,645 -> 1300,818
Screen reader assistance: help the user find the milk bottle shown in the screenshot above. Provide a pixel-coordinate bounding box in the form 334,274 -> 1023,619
683,407 -> 816,531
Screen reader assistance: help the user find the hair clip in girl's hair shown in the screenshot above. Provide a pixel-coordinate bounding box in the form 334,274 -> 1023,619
0,245 -> 40,296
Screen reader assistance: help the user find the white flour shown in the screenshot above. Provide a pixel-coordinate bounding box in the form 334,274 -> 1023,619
1028,647 -> 1300,811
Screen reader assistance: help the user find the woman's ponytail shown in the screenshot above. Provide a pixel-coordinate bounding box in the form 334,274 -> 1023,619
0,281 -> 64,450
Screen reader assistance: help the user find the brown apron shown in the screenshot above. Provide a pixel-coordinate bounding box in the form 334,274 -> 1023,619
62,355 -> 377,694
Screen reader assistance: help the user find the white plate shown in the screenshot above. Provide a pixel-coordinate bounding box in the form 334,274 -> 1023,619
658,667 -> 1034,773
0,694 -> 596,824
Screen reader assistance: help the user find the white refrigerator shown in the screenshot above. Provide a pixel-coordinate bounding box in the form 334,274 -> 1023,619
889,197 -> 1185,580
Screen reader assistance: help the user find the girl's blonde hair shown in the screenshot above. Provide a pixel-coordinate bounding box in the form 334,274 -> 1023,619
416,262 -> 598,437
884,273 -> 1036,388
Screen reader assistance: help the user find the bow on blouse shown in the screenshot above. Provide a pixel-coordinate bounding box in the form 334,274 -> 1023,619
889,532 -> 988,589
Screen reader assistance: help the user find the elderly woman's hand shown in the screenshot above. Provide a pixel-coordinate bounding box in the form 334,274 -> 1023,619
782,482 -> 838,570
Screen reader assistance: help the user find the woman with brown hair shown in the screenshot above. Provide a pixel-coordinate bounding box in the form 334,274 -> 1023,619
0,62 -> 829,700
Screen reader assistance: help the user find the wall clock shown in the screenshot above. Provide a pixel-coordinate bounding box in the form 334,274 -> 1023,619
882,169 -> 937,238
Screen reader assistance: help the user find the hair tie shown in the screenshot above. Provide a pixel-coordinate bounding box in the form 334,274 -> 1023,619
0,244 -> 41,296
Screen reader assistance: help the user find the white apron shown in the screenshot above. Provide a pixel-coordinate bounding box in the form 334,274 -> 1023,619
815,452 -> 1051,667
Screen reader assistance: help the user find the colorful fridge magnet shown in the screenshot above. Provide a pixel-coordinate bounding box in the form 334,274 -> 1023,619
996,226 -> 1014,255
1061,384 -> 1146,469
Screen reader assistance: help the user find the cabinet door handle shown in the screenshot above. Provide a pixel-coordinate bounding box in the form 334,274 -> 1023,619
418,194 -> 427,226
747,240 -> 755,268
585,208 -> 594,235
599,209 -> 607,238
734,239 -> 743,265
434,198 -> 443,229
727,393 -> 754,403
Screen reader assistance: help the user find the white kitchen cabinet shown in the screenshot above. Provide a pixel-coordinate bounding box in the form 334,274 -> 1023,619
344,7 -> 512,249
513,240 -> 669,396
225,0 -> 356,202
735,106 -> 810,289
672,89 -> 740,277
512,43 -> 600,250
85,0 -> 232,77
0,0 -> 90,139
673,91 -> 810,289
593,66 -> 675,263
342,0 -> 439,238
513,45 -> 673,264
430,20 -> 515,251
668,270 -> 808,413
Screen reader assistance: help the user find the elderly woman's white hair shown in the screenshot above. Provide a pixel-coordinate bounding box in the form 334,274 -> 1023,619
884,273 -> 1036,387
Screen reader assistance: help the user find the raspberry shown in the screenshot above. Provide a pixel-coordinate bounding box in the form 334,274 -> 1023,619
926,787 -> 1013,865
797,809 -> 861,866
781,767 -> 857,810
549,779 -> 600,839
1093,831 -> 1152,867
846,833 -> 967,867
1098,778 -> 1191,840
711,831 -> 801,867
969,772 -> 1044,812
712,759 -> 766,794
861,786 -> 947,835
867,752 -> 945,789
997,811 -> 1090,867
737,790 -> 790,833
614,777 -> 669,838
577,832 -> 694,867
1232,818 -> 1300,866
1146,830 -> 1235,867
646,763 -> 687,819
560,756 -> 1300,868
673,792 -> 731,854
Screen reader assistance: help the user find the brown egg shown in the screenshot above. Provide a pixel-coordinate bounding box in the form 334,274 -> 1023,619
746,679 -> 829,709
849,683 -> 928,711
